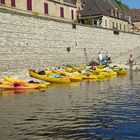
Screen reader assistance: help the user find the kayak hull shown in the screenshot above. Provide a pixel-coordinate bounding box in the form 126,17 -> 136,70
29,69 -> 70,83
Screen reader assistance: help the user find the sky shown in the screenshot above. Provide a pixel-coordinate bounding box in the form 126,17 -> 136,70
122,0 -> 140,9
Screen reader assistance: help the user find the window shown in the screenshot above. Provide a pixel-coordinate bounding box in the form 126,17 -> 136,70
105,20 -> 107,27
124,25 -> 126,31
113,11 -> 115,17
120,24 -> 121,30
11,0 -> 16,7
117,11 -> 119,18
116,23 -> 118,29
0,0 -> 5,4
94,20 -> 97,25
114,30 -> 119,35
60,7 -> 64,18
71,10 -> 74,20
27,0 -> 32,11
112,22 -> 115,29
115,11 -> 117,17
111,9 -> 114,16
119,12 -> 121,18
44,3 -> 48,14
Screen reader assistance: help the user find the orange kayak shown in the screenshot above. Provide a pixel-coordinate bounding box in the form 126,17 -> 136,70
0,84 -> 41,90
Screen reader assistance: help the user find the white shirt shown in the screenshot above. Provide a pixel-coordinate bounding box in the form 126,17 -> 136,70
98,54 -> 102,60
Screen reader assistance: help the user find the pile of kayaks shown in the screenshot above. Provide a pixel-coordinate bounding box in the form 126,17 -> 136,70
28,65 -> 127,83
0,65 -> 127,93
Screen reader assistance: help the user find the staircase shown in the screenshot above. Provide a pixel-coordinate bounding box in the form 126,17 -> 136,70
112,46 -> 140,65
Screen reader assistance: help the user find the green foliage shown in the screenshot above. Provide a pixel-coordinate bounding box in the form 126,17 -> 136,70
115,0 -> 129,10
84,18 -> 93,25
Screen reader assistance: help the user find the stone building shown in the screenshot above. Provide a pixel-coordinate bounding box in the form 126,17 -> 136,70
125,9 -> 140,33
78,0 -> 130,32
0,0 -> 77,21
0,5 -> 140,72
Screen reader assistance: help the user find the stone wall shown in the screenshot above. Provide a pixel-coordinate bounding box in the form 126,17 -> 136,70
0,8 -> 140,73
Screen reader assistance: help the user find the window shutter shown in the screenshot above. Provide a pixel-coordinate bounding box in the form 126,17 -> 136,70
0,0 -> 5,4
27,0 -> 32,11
44,3 -> 48,14
11,0 -> 16,7
71,10 -> 74,20
60,7 -> 64,18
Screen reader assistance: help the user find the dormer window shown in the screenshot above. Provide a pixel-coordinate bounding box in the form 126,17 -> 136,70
118,12 -> 122,18
117,11 -> 119,18
111,9 -> 116,17
113,10 -> 115,17
111,9 -> 114,16
115,11 -> 118,17
88,8 -> 91,11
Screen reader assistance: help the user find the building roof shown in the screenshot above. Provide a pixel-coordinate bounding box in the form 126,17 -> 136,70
125,9 -> 140,22
49,0 -> 76,7
80,0 -> 120,17
107,0 -> 120,8
64,0 -> 77,5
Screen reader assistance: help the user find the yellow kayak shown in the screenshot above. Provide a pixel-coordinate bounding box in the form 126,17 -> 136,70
82,74 -> 97,80
95,73 -> 105,79
97,65 -> 106,69
113,67 -> 127,75
4,76 -> 25,84
103,71 -> 117,77
60,71 -> 82,82
3,76 -> 50,89
29,69 -> 70,83
117,69 -> 127,75
108,71 -> 117,76
95,69 -> 103,72
69,75 -> 82,82
101,72 -> 110,77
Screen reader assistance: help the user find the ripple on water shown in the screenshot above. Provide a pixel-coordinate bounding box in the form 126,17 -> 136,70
0,72 -> 140,140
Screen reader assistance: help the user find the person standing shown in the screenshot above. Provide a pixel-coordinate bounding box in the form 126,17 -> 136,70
105,52 -> 111,64
128,54 -> 134,69
98,52 -> 102,65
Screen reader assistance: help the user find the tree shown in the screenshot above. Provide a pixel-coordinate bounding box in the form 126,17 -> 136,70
115,0 -> 129,10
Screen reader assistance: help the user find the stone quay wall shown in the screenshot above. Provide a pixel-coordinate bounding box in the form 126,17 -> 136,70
0,8 -> 140,73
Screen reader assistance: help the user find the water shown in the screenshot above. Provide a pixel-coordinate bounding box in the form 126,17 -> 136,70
0,71 -> 140,140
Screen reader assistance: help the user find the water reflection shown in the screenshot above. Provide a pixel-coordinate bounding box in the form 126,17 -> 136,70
129,69 -> 134,81
0,72 -> 140,140
48,82 -> 80,89
0,89 -> 44,97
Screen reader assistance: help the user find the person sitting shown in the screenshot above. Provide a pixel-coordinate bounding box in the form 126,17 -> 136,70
38,70 -> 45,75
